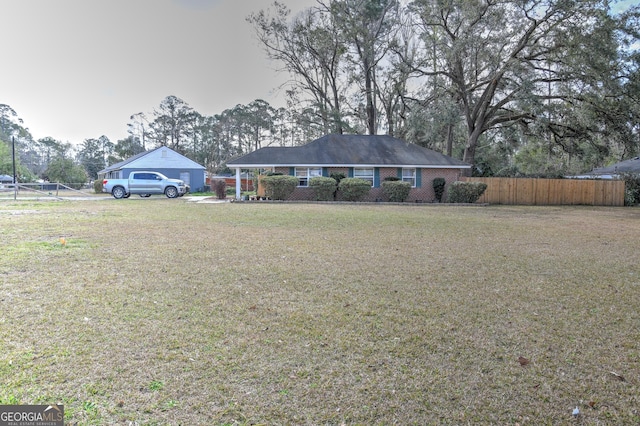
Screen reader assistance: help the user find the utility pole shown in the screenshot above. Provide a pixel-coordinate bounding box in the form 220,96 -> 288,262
11,136 -> 17,200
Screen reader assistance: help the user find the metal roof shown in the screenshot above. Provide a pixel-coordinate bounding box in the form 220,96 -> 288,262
227,134 -> 471,169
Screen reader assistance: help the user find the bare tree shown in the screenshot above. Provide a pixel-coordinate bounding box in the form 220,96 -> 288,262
322,0 -> 401,135
248,1 -> 348,134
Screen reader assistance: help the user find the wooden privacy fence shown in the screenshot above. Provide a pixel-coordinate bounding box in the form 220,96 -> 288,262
460,177 -> 625,206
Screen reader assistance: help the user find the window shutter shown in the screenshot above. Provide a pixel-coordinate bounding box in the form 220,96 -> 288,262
322,167 -> 329,177
397,168 -> 402,179
416,168 -> 422,187
289,167 -> 295,176
348,167 -> 354,178
374,168 -> 380,188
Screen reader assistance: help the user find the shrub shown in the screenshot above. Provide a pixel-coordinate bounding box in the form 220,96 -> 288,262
210,179 -> 226,199
338,178 -> 371,201
329,173 -> 346,200
93,179 -> 103,194
261,175 -> 298,200
309,176 -> 337,201
446,181 -> 488,203
44,157 -> 87,190
384,176 -> 400,181
381,180 -> 411,202
432,177 -> 446,202
621,173 -> 640,206
330,172 -> 346,183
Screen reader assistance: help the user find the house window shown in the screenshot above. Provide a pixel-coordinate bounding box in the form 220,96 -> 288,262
296,167 -> 322,187
402,168 -> 416,187
354,167 -> 374,186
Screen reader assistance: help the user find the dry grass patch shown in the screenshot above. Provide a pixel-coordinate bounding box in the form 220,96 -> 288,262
0,200 -> 639,425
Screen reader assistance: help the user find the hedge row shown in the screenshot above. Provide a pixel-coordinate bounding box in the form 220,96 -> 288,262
260,175 -> 487,203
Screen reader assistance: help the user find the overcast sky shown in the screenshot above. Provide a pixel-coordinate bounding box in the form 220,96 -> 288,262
1,0 -> 316,145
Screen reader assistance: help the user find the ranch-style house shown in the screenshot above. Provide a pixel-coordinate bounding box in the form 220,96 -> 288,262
227,134 -> 471,202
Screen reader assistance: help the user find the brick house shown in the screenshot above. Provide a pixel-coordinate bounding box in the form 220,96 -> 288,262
227,134 -> 471,201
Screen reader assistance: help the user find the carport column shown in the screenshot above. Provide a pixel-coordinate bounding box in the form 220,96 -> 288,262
235,167 -> 241,200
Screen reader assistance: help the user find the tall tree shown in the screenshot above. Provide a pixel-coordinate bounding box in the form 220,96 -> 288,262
128,112 -> 150,151
242,99 -> 277,150
376,12 -> 417,138
407,0 -> 636,169
43,157 -> 87,188
149,95 -> 195,151
76,136 -> 112,179
211,111 -> 240,170
0,140 -> 35,182
113,135 -> 144,163
183,111 -> 211,168
323,0 -> 400,134
0,104 -> 22,141
249,2 -> 349,134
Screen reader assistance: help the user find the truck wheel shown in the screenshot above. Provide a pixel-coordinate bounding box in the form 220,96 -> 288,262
112,186 -> 127,199
165,186 -> 179,198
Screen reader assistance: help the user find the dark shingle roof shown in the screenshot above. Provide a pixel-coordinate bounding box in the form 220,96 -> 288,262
227,134 -> 470,168
588,157 -> 640,175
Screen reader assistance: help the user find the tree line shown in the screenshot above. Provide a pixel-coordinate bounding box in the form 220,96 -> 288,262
1,0 -> 638,185
0,97 -> 321,184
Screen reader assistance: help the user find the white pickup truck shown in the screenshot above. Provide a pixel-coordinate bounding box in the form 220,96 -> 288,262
102,171 -> 188,199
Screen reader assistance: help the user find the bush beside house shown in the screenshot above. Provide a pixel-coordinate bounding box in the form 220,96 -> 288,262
447,181 -> 488,203
433,177 -> 446,202
382,180 -> 411,202
338,178 -> 372,201
261,175 -> 298,200
621,173 -> 640,206
310,177 -> 338,201
211,179 -> 227,199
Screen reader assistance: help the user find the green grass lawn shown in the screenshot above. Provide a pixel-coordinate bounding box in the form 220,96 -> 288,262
1,200 -> 639,425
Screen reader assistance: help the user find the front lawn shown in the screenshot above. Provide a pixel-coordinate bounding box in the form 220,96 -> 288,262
0,200 -> 638,424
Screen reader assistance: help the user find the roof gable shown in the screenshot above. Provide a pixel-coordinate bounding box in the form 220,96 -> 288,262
228,134 -> 470,168
99,147 -> 205,174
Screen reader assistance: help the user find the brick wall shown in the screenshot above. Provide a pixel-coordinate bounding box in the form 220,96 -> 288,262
274,167 -> 463,202
411,168 -> 461,202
